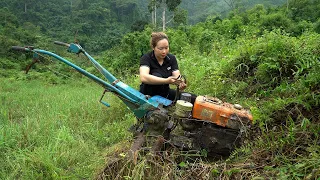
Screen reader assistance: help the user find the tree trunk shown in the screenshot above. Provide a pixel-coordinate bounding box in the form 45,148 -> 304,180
151,10 -> 154,26
162,0 -> 166,31
223,0 -> 234,9
25,3 -> 27,13
154,4 -> 157,30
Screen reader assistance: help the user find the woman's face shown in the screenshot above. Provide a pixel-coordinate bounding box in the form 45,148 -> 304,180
153,39 -> 169,61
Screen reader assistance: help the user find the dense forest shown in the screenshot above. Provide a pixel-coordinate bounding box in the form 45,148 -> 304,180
1,0 -> 287,54
1,0 -> 320,179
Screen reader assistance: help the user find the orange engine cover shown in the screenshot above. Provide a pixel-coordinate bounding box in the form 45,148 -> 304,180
192,96 -> 253,129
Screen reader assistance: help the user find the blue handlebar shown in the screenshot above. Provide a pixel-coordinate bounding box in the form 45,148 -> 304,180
34,42 -> 167,117
12,42 -> 169,118
34,49 -> 137,103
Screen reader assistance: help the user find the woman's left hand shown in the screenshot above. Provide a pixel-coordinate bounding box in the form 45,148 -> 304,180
179,81 -> 187,90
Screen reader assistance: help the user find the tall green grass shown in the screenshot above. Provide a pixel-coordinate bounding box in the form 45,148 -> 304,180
0,77 -> 135,179
173,30 -> 320,179
2,24 -> 320,179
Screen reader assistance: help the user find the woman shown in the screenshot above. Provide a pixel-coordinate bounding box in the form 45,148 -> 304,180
139,32 -> 192,102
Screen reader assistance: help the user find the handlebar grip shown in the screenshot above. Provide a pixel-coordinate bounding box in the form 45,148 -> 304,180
54,41 -> 70,47
11,46 -> 28,51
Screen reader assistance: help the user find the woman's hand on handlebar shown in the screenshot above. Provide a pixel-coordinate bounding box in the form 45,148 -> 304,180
166,76 -> 187,90
179,81 -> 187,90
167,76 -> 182,85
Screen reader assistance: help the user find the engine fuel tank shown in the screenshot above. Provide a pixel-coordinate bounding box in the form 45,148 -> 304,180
192,96 -> 253,129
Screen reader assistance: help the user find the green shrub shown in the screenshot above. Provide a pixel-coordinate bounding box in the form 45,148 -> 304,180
100,28 -> 152,75
198,30 -> 216,55
288,20 -> 313,36
212,16 -> 244,39
313,18 -> 320,33
260,12 -> 292,32
166,28 -> 189,54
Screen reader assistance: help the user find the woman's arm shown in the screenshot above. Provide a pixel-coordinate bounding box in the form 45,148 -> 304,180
139,66 -> 181,85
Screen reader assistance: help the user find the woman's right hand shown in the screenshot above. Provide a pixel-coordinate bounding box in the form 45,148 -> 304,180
167,76 -> 183,85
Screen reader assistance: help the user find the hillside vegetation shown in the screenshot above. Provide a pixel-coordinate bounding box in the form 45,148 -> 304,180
1,1 -> 320,179
97,3 -> 319,179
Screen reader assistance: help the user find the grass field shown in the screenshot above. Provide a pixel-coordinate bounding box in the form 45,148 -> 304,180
1,63 -> 319,179
0,77 -> 135,179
